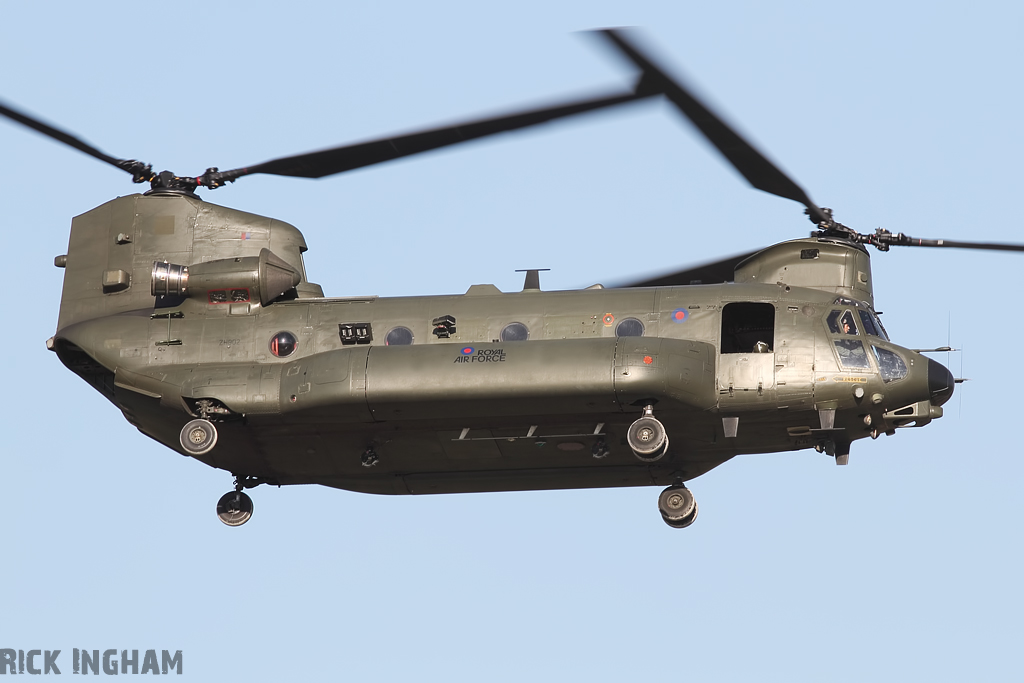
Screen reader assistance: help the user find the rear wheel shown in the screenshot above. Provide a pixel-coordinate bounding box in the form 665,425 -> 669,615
216,491 -> 254,527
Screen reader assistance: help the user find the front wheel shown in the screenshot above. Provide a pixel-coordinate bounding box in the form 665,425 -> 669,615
658,486 -> 697,529
627,417 -> 668,461
180,419 -> 218,456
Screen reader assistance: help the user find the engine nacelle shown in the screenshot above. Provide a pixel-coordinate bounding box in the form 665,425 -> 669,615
151,248 -> 301,306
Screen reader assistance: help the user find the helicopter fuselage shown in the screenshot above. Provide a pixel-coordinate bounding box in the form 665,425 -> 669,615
50,194 -> 952,496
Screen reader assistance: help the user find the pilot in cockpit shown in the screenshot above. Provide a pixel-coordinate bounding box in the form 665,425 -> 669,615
840,310 -> 858,335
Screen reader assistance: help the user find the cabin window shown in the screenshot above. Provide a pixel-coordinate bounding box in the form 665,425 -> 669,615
615,318 -> 645,337
873,346 -> 907,382
269,331 -> 298,357
721,302 -> 774,354
834,339 -> 870,368
500,322 -> 529,341
385,326 -> 414,345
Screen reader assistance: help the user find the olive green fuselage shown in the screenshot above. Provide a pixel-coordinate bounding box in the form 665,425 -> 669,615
51,194 -> 945,495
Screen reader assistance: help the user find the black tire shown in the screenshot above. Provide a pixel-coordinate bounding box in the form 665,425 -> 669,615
180,419 -> 218,456
627,417 -> 668,461
658,486 -> 697,528
663,503 -> 698,529
658,485 -> 695,518
216,491 -> 254,527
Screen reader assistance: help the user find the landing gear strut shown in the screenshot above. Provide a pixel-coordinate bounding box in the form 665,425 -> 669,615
658,483 -> 698,529
627,405 -> 668,462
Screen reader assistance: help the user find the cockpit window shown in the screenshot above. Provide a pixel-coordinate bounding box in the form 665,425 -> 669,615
827,309 -> 859,335
872,313 -> 890,341
840,311 -> 859,335
831,297 -> 889,339
834,339 -> 870,368
721,302 -> 775,354
873,346 -> 907,382
858,310 -> 880,337
826,310 -> 841,334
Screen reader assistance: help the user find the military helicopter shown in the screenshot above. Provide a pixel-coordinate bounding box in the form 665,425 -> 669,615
4,29 -> 1021,528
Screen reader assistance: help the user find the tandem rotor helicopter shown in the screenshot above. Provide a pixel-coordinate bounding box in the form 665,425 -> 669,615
4,29 -> 1021,528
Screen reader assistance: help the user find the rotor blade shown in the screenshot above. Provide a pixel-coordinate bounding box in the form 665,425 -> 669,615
215,89 -> 654,183
613,250 -> 762,288
887,235 -> 1024,252
0,100 -> 151,180
596,29 -> 830,225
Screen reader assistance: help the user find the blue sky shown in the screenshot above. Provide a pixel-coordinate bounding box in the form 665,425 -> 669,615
2,1 -> 1022,680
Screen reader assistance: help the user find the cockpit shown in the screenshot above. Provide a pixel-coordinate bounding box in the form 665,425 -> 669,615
825,297 -> 907,382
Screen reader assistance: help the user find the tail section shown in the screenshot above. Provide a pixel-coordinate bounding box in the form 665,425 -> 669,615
54,193 -> 320,333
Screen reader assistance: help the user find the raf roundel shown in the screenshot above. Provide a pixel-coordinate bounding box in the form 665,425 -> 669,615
671,308 -> 689,323
461,346 -> 475,355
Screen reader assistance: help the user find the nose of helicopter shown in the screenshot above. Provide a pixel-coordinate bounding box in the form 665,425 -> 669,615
927,357 -> 955,406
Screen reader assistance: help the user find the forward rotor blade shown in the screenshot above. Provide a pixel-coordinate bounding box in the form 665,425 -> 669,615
885,235 -> 1024,252
614,250 -> 762,288
216,89 -> 654,183
596,29 -> 830,225
0,100 -> 151,181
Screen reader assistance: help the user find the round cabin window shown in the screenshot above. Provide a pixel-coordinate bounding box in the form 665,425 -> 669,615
500,322 -> 529,342
269,331 -> 298,357
615,318 -> 645,337
385,326 -> 414,345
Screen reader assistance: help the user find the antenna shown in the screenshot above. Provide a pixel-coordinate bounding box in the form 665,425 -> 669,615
515,269 -> 550,291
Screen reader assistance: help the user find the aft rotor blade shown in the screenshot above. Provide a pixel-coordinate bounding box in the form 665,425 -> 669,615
216,89 -> 654,183
614,250 -> 762,288
0,100 -> 152,181
596,29 -> 830,225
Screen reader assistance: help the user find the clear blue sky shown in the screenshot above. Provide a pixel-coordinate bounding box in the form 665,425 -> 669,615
2,1 -> 1021,680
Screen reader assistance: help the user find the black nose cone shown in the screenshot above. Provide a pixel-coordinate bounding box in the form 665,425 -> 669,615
928,358 -> 955,406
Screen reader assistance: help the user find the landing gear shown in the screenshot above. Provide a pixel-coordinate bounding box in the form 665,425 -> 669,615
658,484 -> 698,529
180,419 -> 217,456
215,475 -> 269,527
627,405 -> 668,462
216,490 -> 253,527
